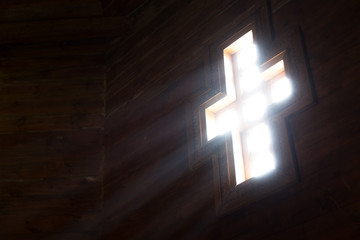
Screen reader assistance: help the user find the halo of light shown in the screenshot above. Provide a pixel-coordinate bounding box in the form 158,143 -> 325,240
242,92 -> 268,122
271,77 -> 293,103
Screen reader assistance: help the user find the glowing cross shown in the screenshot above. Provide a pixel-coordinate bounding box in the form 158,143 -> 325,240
205,30 -> 293,185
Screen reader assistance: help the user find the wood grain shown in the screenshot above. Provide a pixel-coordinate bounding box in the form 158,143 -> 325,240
1,0 -> 359,239
0,4 -> 106,237
0,0 -> 102,23
103,0 -> 360,239
0,16 -> 129,44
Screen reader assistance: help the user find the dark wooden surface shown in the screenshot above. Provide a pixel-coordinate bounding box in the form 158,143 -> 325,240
0,0 -> 359,239
0,0 -> 102,23
0,1 -> 107,239
104,0 -> 360,239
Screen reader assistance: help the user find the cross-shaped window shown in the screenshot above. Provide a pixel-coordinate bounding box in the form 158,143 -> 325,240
205,30 -> 293,185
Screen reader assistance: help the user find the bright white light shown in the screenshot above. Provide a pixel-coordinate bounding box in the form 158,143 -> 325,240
242,92 -> 268,122
237,44 -> 258,69
246,123 -> 272,154
223,53 -> 236,98
271,77 -> 293,103
205,110 -> 217,141
250,151 -> 276,177
224,54 -> 234,83
232,132 -> 245,185
240,66 -> 263,93
215,109 -> 239,135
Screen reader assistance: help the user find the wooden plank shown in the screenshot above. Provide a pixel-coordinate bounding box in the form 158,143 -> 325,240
0,150 -> 101,178
0,178 -> 101,211
0,80 -> 104,115
0,93 -> 103,115
0,232 -> 100,240
0,211 -> 100,235
0,42 -> 106,79
0,16 -> 129,44
0,81 -> 103,101
0,179 -> 101,234
0,43 -> 105,118
0,114 -> 103,133
0,130 -> 102,160
1,66 -> 104,86
0,0 -> 102,23
0,130 -> 103,178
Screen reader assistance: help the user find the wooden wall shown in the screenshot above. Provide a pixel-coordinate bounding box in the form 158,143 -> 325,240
0,1 -> 108,239
104,0 -> 360,239
1,0 -> 359,239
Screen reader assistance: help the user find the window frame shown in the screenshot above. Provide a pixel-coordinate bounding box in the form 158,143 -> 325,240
186,5 -> 315,215
205,31 -> 291,184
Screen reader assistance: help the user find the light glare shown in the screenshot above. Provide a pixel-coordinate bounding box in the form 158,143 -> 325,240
216,109 -> 238,135
240,66 -> 263,93
237,44 -> 258,69
250,151 -> 276,177
243,92 -> 268,122
246,123 -> 272,154
271,77 -> 292,103
232,132 -> 246,185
